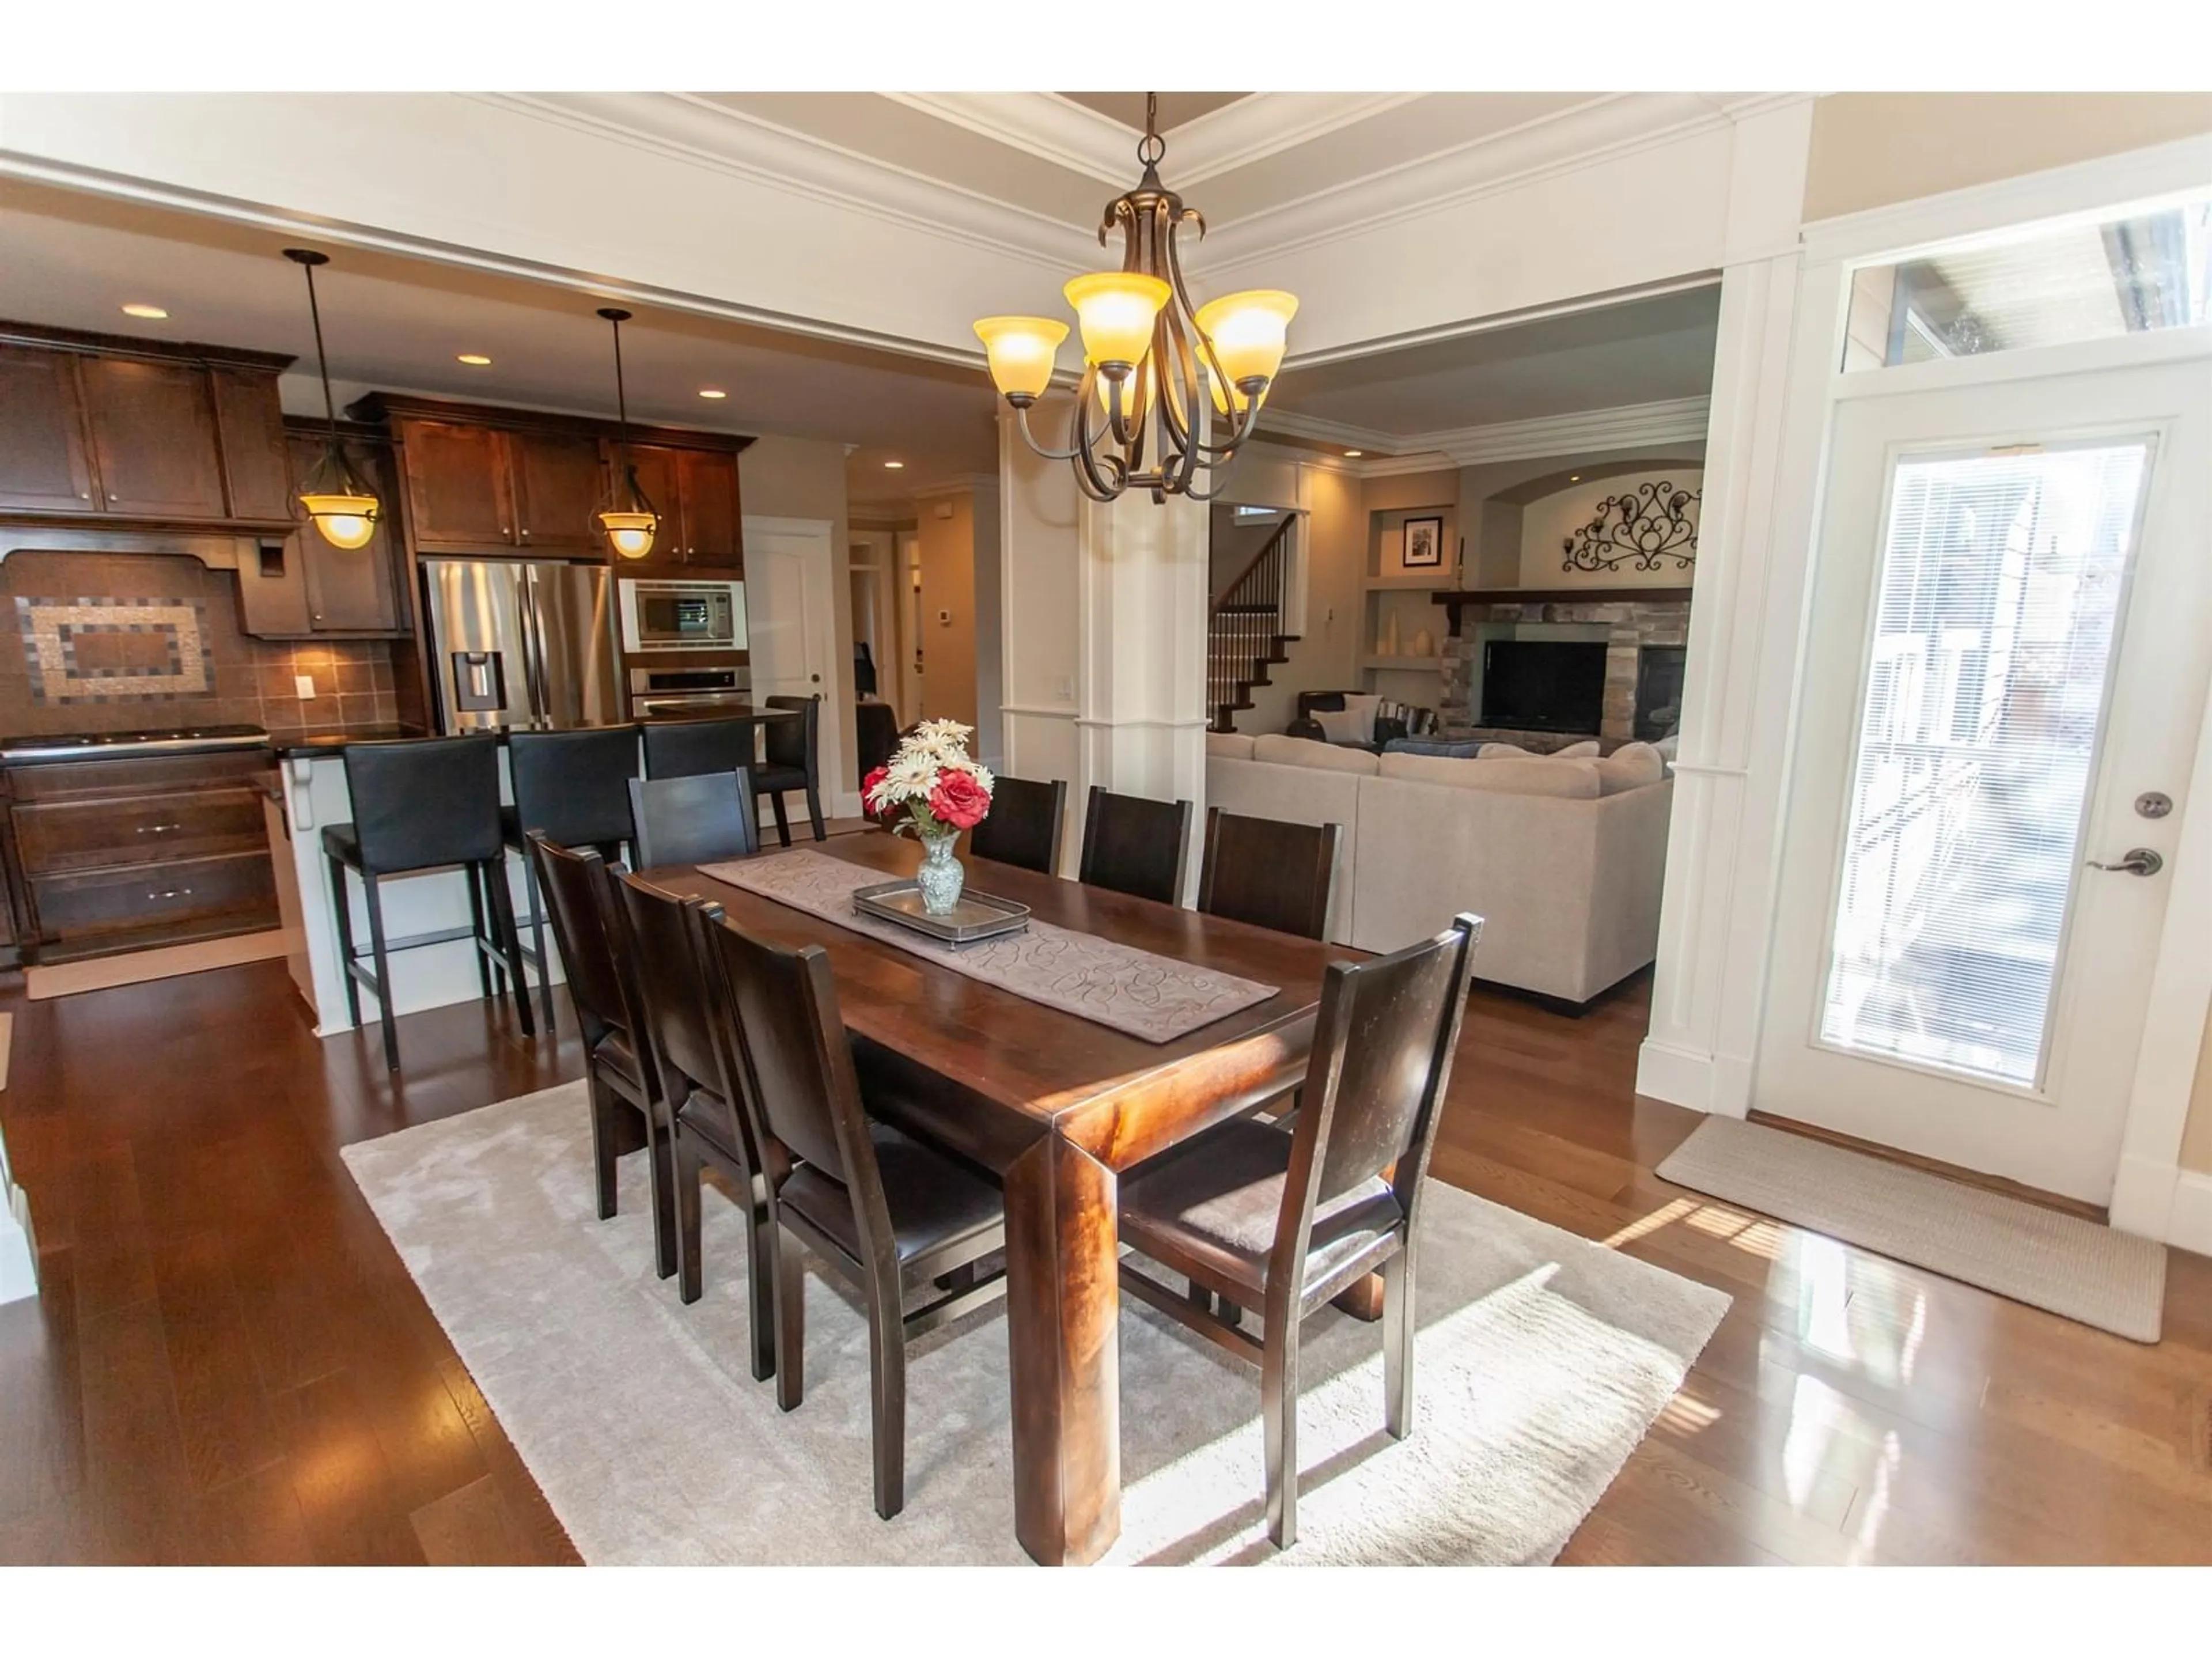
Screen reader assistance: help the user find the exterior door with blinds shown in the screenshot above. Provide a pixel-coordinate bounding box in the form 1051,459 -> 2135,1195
1755,358 -> 2212,1205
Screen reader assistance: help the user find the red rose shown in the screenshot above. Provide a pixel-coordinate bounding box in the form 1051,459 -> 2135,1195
926,768 -> 992,832
862,764 -> 889,810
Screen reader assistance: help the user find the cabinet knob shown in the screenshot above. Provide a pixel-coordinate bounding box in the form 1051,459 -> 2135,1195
520,528 -> 531,539
79,491 -> 91,500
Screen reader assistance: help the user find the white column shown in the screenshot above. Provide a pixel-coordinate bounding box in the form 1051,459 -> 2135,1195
0,1120 -> 36,1305
997,400 -> 1210,889
1637,99 -> 1827,1116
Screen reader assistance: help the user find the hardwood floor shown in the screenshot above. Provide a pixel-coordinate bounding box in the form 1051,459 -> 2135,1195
0,956 -> 2206,1565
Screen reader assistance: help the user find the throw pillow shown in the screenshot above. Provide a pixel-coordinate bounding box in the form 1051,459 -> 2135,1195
1382,738 -> 1487,759
1479,742 -> 1533,759
1313,707 -> 1369,745
1594,741 -> 1666,795
1339,692 -> 1384,743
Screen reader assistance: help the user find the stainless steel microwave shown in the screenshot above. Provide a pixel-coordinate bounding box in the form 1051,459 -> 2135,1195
617,578 -> 746,653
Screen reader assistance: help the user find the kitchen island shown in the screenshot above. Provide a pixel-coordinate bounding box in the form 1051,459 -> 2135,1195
270,713 -> 798,1036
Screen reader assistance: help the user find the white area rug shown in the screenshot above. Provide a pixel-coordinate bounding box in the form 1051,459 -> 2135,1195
1658,1117 -> 2166,1343
343,1082 -> 1730,1565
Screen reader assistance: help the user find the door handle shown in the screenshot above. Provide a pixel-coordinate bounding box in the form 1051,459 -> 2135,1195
2087,847 -> 2164,877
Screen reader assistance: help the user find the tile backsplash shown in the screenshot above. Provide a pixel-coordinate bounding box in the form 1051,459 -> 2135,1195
0,551 -> 402,738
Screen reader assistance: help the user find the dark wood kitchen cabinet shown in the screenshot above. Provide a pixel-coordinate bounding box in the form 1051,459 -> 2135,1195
0,343 -> 98,513
352,392 -> 750,570
618,441 -> 744,570
234,424 -> 409,638
6,748 -> 281,963
78,355 -> 229,520
0,323 -> 297,527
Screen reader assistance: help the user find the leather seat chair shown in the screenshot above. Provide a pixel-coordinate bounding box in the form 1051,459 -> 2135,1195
526,834 -> 675,1277
503,725 -> 641,1027
692,906 -> 1007,1521
756,695 -> 825,846
323,735 -> 532,1070
854,700 -> 899,791
642,716 -> 753,782
628,770 -> 762,869
1116,912 -> 1482,1548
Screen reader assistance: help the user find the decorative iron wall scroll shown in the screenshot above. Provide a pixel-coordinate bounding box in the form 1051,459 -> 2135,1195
1562,480 -> 1700,575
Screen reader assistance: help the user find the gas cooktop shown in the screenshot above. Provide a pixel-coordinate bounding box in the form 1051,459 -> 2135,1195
0,724 -> 270,763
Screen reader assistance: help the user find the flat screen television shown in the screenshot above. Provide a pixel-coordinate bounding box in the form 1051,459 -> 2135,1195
1480,640 -> 1608,734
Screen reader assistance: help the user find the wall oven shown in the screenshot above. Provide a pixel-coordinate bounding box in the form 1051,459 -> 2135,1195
617,578 -> 746,653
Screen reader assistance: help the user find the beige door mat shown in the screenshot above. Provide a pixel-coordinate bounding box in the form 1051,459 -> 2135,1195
1656,1116 -> 2166,1343
24,930 -> 291,1002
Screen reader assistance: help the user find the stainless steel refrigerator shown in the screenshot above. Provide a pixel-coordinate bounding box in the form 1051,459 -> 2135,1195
420,558 -> 623,732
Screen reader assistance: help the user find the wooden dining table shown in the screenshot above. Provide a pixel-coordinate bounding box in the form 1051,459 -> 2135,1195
643,831 -> 1350,1565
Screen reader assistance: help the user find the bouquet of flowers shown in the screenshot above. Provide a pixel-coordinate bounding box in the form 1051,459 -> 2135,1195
861,718 -> 995,841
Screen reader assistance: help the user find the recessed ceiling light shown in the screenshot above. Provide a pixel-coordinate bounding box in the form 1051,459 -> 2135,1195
1343,449 -> 1363,458
698,388 -> 728,400
120,303 -> 168,320
883,460 -> 905,469
1570,474 -> 1582,482
457,353 -> 493,366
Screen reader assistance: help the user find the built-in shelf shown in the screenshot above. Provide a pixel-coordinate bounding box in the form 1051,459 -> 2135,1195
1362,655 -> 1442,672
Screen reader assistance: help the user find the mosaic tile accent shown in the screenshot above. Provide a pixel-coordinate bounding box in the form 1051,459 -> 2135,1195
14,596 -> 215,706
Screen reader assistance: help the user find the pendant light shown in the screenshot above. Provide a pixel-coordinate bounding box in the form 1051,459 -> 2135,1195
596,307 -> 658,560
283,248 -> 381,550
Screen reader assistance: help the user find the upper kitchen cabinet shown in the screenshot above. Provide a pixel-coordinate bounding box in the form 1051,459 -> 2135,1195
508,430 -> 605,554
0,324 -> 296,527
352,393 -> 749,569
0,344 -> 97,513
235,422 -> 410,639
399,419 -> 514,549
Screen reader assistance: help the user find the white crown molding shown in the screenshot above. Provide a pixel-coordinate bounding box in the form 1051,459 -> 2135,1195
1259,395 -> 1713,474
475,92 -> 1097,277
1188,92 -> 1813,281
882,92 -> 1136,188
908,472 -> 999,500
1142,93 -> 1429,186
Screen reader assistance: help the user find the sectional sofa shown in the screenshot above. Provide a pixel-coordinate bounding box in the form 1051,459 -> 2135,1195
1205,732 -> 1673,1005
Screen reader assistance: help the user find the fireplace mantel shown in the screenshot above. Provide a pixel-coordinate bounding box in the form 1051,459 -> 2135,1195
1433,586 -> 1694,636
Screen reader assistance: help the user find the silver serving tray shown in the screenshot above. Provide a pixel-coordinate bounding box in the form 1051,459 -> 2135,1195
852,879 -> 1031,946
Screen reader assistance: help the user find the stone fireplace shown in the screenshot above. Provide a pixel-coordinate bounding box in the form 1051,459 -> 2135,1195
1438,594 -> 1691,747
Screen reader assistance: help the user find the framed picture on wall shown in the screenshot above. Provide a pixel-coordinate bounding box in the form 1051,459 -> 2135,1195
1402,515 -> 1444,568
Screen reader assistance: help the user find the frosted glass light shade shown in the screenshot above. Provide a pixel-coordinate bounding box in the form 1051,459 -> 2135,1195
600,509 -> 658,560
300,491 -> 379,550
974,316 -> 1068,400
1195,289 -> 1298,389
1064,272 -> 1169,370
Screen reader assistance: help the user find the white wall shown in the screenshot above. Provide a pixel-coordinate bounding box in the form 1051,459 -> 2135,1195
1518,469 -> 1706,589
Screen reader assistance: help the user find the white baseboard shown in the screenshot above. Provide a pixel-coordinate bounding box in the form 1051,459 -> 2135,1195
2171,1171 -> 2212,1260
0,1187 -> 36,1306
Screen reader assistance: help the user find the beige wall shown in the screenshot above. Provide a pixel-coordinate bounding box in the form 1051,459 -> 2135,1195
740,433 -> 857,798
914,490 -> 979,731
1803,93 -> 2212,223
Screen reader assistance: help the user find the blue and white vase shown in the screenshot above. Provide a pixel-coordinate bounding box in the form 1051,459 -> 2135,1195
915,831 -> 965,916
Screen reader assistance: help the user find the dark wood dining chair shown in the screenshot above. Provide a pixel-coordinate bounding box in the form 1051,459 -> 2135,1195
967,774 -> 1067,875
1077,785 -> 1194,905
641,715 -> 753,782
627,771 -> 762,869
1115,912 -> 1482,1549
1196,808 -> 1342,941
854,699 -> 899,789
525,834 -> 675,1278
694,908 -> 1008,1521
757,695 -> 827,846
615,875 -> 777,1381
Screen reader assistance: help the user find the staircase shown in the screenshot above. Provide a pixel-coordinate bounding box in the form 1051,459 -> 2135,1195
1207,518 -> 1298,732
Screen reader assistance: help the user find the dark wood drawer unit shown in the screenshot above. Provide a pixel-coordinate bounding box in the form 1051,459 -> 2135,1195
29,853 -> 276,953
3,746 -> 281,962
14,787 -> 268,875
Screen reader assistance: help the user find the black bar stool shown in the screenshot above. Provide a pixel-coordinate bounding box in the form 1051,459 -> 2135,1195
757,695 -> 825,846
504,725 -> 643,1028
324,735 -> 534,1071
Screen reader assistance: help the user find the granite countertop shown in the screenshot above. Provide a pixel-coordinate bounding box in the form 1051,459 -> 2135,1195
272,709 -> 798,759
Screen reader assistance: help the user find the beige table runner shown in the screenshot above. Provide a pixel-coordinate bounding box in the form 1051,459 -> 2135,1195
699,850 -> 1279,1044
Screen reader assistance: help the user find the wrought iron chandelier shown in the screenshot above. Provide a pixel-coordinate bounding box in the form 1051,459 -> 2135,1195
974,93 -> 1297,503
283,248 -> 381,551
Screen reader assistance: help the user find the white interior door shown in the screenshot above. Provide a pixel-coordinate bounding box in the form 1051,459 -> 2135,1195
744,516 -> 840,793
1755,356 -> 2212,1205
